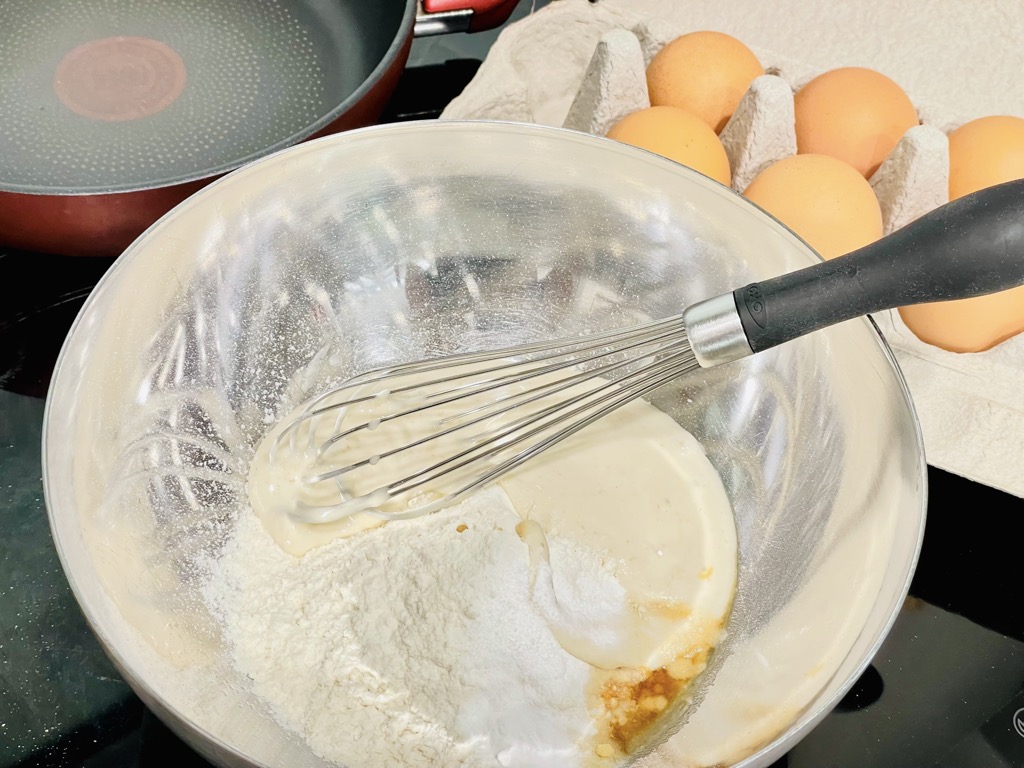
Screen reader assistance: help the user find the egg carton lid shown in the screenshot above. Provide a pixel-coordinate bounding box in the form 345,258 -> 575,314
441,0 -> 1024,499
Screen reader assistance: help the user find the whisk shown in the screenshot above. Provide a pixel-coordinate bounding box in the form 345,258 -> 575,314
268,179 -> 1024,525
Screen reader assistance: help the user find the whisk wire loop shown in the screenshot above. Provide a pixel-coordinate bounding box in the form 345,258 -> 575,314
277,314 -> 698,524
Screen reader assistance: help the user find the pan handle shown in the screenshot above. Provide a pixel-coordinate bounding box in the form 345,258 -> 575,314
415,0 -> 520,36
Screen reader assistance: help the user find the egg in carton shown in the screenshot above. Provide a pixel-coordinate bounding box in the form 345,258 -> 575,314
562,20 -> 950,236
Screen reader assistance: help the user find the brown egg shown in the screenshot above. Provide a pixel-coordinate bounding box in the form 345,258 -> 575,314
898,115 -> 1024,352
646,31 -> 764,134
742,154 -> 883,260
898,288 -> 1024,353
948,115 -> 1024,199
606,106 -> 731,186
794,67 -> 919,178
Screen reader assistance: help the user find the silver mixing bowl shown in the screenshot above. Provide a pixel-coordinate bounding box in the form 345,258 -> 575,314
43,121 -> 926,767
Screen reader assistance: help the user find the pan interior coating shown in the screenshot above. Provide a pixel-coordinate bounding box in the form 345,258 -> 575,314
0,0 -> 404,191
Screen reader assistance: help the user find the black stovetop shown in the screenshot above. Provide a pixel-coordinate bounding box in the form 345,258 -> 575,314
2,43 -> 1024,768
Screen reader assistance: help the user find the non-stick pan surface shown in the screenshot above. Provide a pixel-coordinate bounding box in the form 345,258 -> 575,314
0,0 -> 411,193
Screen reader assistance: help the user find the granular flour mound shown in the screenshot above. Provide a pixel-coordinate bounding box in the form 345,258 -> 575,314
204,486 -> 625,768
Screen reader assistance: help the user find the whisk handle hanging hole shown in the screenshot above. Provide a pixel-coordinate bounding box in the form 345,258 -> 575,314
734,177 -> 1024,354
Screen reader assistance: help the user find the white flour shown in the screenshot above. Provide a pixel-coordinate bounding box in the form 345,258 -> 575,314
204,486 -> 626,768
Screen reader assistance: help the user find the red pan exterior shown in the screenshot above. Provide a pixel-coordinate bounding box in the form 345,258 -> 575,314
0,182 -> 211,258
0,6 -> 414,258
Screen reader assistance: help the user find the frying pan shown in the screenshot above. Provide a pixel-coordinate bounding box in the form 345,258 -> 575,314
0,0 -> 518,257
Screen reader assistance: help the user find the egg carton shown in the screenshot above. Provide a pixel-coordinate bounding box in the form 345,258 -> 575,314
442,2 -> 1024,500
562,20 -> 949,230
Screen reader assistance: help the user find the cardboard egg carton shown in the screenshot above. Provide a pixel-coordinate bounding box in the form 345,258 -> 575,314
563,20 -> 949,233
442,6 -> 1024,498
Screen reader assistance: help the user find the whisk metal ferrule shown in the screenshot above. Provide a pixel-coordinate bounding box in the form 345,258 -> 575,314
681,293 -> 753,369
